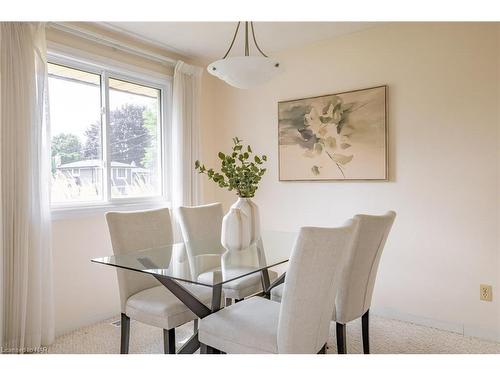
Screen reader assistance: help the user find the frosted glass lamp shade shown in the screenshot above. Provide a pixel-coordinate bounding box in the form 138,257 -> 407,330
207,56 -> 282,89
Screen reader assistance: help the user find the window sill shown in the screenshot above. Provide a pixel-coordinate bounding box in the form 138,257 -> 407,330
50,200 -> 171,221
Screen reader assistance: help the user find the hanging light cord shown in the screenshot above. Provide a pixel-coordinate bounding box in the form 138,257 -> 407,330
245,22 -> 249,56
222,22 -> 241,59
222,21 -> 269,59
250,22 -> 268,58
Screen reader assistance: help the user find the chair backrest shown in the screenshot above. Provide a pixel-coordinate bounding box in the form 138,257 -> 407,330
277,222 -> 357,353
177,203 -> 226,279
105,208 -> 173,311
335,211 -> 396,323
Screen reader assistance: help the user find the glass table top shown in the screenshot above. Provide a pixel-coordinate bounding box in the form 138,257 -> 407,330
91,231 -> 297,287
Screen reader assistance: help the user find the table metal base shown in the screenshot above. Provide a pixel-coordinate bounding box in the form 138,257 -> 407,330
153,275 -> 223,354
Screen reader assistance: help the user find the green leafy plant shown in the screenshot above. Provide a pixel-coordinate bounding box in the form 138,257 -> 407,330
195,137 -> 267,198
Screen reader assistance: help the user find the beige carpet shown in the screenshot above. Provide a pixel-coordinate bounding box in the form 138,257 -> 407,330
48,314 -> 500,354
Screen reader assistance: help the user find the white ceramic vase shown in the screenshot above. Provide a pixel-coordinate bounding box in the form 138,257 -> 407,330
221,198 -> 261,252
221,208 -> 251,252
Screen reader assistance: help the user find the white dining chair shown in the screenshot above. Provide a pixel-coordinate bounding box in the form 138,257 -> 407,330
198,222 -> 357,354
271,211 -> 396,354
177,203 -> 277,305
106,208 -> 212,354
177,203 -> 226,283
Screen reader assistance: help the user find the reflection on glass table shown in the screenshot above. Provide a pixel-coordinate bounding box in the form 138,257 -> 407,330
92,231 -> 296,286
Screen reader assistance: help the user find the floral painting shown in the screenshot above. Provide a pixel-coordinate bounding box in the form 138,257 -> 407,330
278,85 -> 387,181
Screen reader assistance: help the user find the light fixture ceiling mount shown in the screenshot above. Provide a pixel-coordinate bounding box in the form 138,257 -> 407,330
207,22 -> 282,89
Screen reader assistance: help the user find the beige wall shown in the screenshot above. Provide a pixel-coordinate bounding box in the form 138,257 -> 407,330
52,215 -> 119,335
208,23 -> 500,340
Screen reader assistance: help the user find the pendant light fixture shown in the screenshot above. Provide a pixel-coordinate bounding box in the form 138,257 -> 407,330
207,22 -> 282,89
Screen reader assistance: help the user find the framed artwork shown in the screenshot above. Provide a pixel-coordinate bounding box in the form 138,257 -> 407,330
278,85 -> 388,181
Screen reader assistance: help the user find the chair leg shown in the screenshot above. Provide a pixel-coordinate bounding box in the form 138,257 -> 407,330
225,297 -> 232,307
120,313 -> 130,354
200,343 -> 208,354
336,322 -> 347,354
362,310 -> 370,354
163,328 -> 176,354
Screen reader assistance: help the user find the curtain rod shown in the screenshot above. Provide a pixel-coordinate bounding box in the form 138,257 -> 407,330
47,22 -> 178,67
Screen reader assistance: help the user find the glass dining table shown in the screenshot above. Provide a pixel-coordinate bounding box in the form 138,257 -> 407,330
91,231 -> 297,354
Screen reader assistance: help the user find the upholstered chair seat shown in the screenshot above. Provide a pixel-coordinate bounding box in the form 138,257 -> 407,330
125,284 -> 212,330
199,223 -> 357,354
197,267 -> 278,300
223,268 -> 278,299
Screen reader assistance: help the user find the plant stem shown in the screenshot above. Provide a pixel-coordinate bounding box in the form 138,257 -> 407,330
325,150 -> 346,178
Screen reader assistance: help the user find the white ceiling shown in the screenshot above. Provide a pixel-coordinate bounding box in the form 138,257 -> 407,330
102,22 -> 378,61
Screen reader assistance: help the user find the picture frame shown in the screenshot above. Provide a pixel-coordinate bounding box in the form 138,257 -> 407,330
278,85 -> 388,181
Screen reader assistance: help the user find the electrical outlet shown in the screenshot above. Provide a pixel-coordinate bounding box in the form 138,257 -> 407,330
480,284 -> 493,302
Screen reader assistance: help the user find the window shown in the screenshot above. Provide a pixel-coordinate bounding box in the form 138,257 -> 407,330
48,59 -> 168,209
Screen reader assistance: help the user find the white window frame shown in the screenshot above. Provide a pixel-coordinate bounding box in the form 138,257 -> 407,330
48,52 -> 172,220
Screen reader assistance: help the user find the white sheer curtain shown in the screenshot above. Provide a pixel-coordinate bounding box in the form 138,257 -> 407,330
0,22 -> 54,352
171,60 -> 203,210
170,61 -> 203,274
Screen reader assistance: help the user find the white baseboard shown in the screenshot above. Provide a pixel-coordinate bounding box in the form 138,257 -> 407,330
371,307 -> 500,343
463,325 -> 500,343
